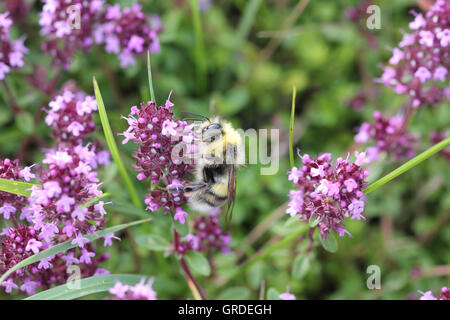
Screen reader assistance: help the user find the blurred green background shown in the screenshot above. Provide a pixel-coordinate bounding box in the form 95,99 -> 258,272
0,0 -> 449,300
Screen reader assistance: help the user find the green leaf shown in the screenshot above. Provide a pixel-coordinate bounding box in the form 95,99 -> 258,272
309,212 -> 321,227
185,251 -> 211,276
267,288 -> 281,300
320,232 -> 338,253
217,287 -> 250,300
0,178 -> 40,197
25,274 -> 143,300
135,234 -> 171,251
81,192 -> 111,208
92,77 -> 143,209
292,253 -> 311,280
0,218 -> 151,285
284,215 -> 301,227
15,112 -> 34,134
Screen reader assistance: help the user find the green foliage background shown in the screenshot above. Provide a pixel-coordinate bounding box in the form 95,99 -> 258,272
0,0 -> 449,300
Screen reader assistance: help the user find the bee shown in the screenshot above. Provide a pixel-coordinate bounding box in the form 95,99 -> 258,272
181,113 -> 244,221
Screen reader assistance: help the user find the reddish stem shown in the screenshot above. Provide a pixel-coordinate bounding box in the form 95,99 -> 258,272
2,80 -> 21,114
173,228 -> 206,300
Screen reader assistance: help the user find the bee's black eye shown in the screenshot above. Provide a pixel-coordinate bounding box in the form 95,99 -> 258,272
203,123 -> 222,132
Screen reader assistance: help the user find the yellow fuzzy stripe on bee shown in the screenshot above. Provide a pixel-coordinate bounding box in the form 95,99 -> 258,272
211,183 -> 228,197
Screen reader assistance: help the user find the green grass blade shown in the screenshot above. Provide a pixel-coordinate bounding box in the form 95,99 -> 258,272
92,77 -> 143,209
289,85 -> 297,168
189,0 -> 207,92
81,192 -> 111,208
363,136 -> 450,194
147,51 -> 156,102
0,178 -> 40,197
0,218 -> 151,285
24,274 -> 144,300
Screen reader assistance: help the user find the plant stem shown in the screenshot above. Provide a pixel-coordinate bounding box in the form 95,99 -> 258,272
363,136 -> 450,194
219,224 -> 309,289
173,228 -> 206,300
2,80 -> 21,114
289,85 -> 297,168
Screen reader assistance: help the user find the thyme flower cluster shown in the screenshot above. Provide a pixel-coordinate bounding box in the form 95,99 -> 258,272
355,110 -> 418,161
381,0 -> 449,108
0,88 -> 113,295
121,97 -> 195,224
419,286 -> 450,300
39,1 -> 161,68
108,277 -> 157,300
287,151 -> 370,239
0,11 -> 28,79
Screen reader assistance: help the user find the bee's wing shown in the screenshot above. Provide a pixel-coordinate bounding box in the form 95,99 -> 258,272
226,164 -> 236,222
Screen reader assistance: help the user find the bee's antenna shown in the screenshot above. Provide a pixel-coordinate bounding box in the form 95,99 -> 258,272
182,117 -> 204,122
180,111 -> 210,122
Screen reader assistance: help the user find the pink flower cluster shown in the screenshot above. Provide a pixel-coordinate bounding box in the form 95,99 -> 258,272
96,4 -> 162,67
0,11 -> 28,79
45,89 -> 98,145
279,286 -> 296,300
39,0 -> 104,69
0,88 -> 113,295
0,158 -> 33,221
2,0 -> 31,21
176,211 -> 231,254
108,277 -> 157,300
0,223 -> 109,294
29,144 -> 109,242
39,1 -> 161,68
355,110 -> 418,161
380,0 -> 450,108
120,96 -> 195,224
419,286 -> 450,300
287,151 -> 370,239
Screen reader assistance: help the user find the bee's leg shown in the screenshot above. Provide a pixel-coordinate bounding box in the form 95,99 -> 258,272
183,184 -> 207,193
167,186 -> 184,193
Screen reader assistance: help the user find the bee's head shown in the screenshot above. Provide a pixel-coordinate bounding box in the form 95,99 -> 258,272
202,122 -> 222,142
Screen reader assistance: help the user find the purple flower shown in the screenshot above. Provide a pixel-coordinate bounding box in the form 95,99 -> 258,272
1,278 -> 18,293
97,4 -> 162,67
107,278 -> 157,300
380,0 -> 450,108
419,287 -> 450,300
414,67 -> 432,83
45,89 -> 97,145
25,239 -> 42,254
121,97 -> 195,220
39,0 -> 104,68
286,151 -> 369,239
174,207 -> 189,224
354,111 -> 418,161
71,233 -> 90,248
103,233 -> 120,247
0,12 -> 28,79
279,286 -> 296,300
